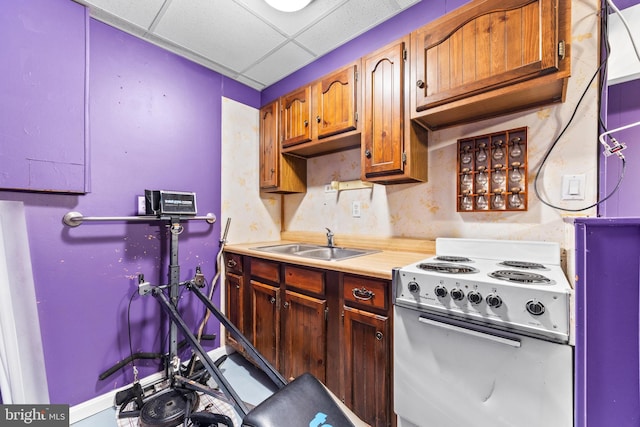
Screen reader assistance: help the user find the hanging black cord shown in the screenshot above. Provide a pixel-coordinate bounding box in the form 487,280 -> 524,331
533,1 -> 627,212
127,289 -> 139,381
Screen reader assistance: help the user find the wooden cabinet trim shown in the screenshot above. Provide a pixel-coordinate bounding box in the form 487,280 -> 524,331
284,264 -> 325,296
250,258 -> 280,284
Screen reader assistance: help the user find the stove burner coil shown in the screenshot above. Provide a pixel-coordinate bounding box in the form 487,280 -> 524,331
418,263 -> 479,274
499,260 -> 547,270
489,270 -> 553,284
434,255 -> 472,263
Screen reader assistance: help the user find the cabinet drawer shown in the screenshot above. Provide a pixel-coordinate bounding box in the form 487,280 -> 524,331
250,258 -> 280,284
343,275 -> 389,312
284,265 -> 325,296
224,253 -> 243,273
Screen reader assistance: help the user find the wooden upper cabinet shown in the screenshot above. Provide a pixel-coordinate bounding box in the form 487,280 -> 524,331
259,101 -> 279,189
260,100 -> 306,194
316,65 -> 358,139
281,86 -> 312,148
363,36 -> 428,184
281,62 -> 361,157
411,0 -> 570,129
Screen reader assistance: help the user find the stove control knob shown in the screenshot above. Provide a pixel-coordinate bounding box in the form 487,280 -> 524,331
434,286 -> 448,298
408,281 -> 420,293
486,294 -> 503,308
526,300 -> 545,316
450,288 -> 465,301
467,290 -> 482,305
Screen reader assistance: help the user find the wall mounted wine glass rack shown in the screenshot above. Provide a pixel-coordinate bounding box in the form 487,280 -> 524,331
457,127 -> 528,212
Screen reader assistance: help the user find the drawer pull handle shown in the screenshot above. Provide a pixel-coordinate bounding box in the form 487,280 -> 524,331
227,259 -> 237,268
353,287 -> 375,301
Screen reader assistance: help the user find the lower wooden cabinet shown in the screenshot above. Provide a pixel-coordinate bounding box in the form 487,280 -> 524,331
224,252 -> 394,426
281,290 -> 327,382
250,280 -> 280,369
343,307 -> 390,427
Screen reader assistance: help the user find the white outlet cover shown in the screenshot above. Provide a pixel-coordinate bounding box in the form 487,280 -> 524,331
352,201 -> 361,217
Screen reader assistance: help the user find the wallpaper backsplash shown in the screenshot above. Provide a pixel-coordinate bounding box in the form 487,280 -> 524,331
221,0 -> 600,283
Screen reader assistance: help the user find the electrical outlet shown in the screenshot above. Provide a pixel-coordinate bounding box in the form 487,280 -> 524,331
352,201 -> 361,218
324,184 -> 337,193
137,196 -> 146,215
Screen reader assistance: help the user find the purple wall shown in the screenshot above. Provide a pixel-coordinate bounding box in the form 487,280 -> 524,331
261,0 -> 469,105
1,0 -> 258,406
575,218 -> 640,426
602,79 -> 640,216
600,0 -> 640,216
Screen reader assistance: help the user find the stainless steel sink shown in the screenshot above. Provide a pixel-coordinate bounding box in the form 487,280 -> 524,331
252,243 -> 378,261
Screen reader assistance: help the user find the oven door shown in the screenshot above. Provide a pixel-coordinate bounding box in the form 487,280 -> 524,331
394,305 -> 573,427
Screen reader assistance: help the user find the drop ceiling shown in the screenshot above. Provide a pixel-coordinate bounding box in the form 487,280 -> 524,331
73,0 -> 421,90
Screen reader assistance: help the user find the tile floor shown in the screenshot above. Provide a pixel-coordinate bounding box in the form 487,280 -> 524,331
71,352 -> 277,427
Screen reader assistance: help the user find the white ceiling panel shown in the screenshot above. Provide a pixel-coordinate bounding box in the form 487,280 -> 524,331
75,0 -> 166,28
73,0 -> 422,90
234,0 -> 349,36
243,41 -> 316,86
296,0 -> 401,55
154,0 -> 287,71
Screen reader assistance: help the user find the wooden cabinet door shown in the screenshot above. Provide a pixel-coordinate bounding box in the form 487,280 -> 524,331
281,290 -> 327,382
281,86 -> 312,148
259,101 -> 279,189
225,271 -> 244,348
413,0 -> 560,112
251,281 -> 280,370
316,65 -> 358,139
362,40 -> 406,178
343,306 -> 391,427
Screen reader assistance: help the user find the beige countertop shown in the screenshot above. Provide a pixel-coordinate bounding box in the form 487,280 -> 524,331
224,233 -> 435,280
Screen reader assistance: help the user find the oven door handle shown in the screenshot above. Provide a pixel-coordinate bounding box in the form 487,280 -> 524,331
418,316 -> 522,348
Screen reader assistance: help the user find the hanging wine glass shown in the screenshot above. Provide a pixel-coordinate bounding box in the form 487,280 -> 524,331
492,165 -> 505,185
476,143 -> 487,162
461,170 -> 473,192
461,191 -> 473,211
461,146 -> 473,165
510,162 -> 522,184
493,191 -> 505,209
476,191 -> 488,210
509,189 -> 522,208
492,140 -> 505,161
476,166 -> 488,186
510,137 -> 522,158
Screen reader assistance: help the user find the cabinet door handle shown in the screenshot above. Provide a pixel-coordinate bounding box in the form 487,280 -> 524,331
269,297 -> 276,304
227,259 -> 237,268
316,116 -> 321,123
283,301 -> 290,308
364,149 -> 371,159
303,120 -> 309,127
416,79 -> 425,89
352,287 -> 375,301
375,331 -> 383,340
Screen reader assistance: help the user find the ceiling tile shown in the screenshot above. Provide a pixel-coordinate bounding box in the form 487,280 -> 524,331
234,0 -> 348,36
295,0 -> 400,56
154,0 -> 287,71
76,0 -> 166,29
243,41 -> 316,87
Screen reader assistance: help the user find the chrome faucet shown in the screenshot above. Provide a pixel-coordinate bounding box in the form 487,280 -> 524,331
325,228 -> 335,248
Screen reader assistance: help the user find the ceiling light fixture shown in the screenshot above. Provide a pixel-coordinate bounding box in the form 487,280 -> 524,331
264,0 -> 313,12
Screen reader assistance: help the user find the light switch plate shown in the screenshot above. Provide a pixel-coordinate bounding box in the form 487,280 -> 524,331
561,174 -> 586,200
137,195 -> 146,215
